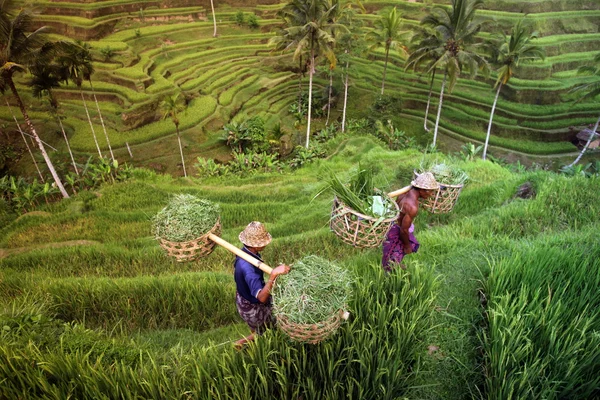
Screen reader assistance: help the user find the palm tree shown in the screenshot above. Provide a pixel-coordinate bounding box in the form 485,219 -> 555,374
79,42 -> 114,161
365,7 -> 409,95
415,0 -> 489,147
30,62 -> 80,175
271,0 -> 340,148
482,20 -> 544,160
161,93 -> 187,177
210,0 -> 217,37
568,52 -> 600,167
0,5 -> 69,198
57,41 -> 103,158
406,26 -> 441,132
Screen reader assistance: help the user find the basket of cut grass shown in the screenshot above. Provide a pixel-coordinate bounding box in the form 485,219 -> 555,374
154,194 -> 221,262
325,167 -> 399,248
273,255 -> 351,344
416,161 -> 468,214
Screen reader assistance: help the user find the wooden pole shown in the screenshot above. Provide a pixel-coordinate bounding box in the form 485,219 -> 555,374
208,233 -> 273,274
387,185 -> 411,198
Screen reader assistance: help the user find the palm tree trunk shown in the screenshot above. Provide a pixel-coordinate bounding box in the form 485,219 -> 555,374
432,72 -> 447,147
424,69 -> 436,132
175,125 -> 187,177
326,68 -> 333,125
89,79 -> 114,161
381,45 -> 390,95
342,59 -> 350,133
306,52 -> 315,148
483,83 -> 502,160
7,79 -> 69,198
298,56 -> 303,110
6,99 -> 44,182
568,113 -> 600,167
56,114 -> 80,176
210,0 -> 217,37
80,88 -> 102,158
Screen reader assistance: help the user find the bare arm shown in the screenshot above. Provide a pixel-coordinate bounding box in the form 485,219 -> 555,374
256,264 -> 290,303
398,202 -> 417,254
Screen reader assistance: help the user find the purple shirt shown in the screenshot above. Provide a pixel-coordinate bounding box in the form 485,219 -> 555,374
234,247 -> 265,304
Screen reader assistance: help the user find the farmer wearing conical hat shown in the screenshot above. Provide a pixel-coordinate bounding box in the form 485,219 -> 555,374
382,172 -> 439,271
234,221 -> 290,348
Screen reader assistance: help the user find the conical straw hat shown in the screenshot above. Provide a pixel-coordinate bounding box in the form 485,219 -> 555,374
411,172 -> 440,190
239,221 -> 272,247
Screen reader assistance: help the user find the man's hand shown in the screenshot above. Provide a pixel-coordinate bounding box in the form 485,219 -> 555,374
404,244 -> 413,255
271,264 -> 290,277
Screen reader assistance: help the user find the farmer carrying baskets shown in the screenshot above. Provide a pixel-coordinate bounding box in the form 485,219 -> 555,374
234,221 -> 290,348
382,172 -> 439,272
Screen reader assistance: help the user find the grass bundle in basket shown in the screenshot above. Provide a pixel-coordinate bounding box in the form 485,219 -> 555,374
153,194 -> 220,242
273,255 -> 351,325
417,160 -> 468,186
321,166 -> 396,219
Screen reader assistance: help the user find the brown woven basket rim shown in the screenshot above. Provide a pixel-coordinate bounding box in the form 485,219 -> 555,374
333,196 -> 399,222
277,310 -> 342,328
157,218 -> 220,245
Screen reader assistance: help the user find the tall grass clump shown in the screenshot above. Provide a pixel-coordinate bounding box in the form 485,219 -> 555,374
482,244 -> 600,399
0,264 -> 437,399
153,194 -> 220,241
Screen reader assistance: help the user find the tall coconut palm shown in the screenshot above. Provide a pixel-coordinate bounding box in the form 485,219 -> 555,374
406,26 -> 441,132
482,20 -> 544,160
4,99 -> 44,181
568,52 -> 600,167
30,62 -> 80,175
79,42 -> 114,161
365,7 -> 409,95
57,42 -> 102,158
210,0 -> 217,37
161,93 -> 187,177
0,5 -> 69,198
416,0 -> 489,147
271,0 -> 340,148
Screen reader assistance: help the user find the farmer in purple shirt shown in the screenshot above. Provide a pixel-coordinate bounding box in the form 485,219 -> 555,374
382,172 -> 439,272
234,221 -> 290,348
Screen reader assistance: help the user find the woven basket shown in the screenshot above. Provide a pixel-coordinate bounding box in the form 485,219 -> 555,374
277,310 -> 343,344
157,220 -> 221,262
420,183 -> 464,214
413,171 -> 464,214
330,196 -> 399,248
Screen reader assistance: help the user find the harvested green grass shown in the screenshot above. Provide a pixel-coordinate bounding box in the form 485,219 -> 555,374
153,194 -> 220,242
273,255 -> 352,325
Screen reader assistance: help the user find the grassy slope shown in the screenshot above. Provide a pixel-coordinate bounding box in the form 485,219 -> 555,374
1,135 -> 599,398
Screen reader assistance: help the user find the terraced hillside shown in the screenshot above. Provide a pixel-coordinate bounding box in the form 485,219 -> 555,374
2,0 -> 599,176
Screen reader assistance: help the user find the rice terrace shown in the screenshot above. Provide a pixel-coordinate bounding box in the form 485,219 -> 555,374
1,0 -> 600,397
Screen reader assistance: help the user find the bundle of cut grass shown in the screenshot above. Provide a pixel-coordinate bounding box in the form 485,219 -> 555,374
417,160 -> 468,186
153,194 -> 220,242
273,255 -> 351,343
324,166 -> 396,219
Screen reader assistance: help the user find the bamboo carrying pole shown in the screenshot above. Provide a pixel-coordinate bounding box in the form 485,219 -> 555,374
207,233 -> 273,274
387,185 -> 411,198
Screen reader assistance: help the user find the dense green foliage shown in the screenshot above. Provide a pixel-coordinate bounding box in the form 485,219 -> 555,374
153,194 -> 220,242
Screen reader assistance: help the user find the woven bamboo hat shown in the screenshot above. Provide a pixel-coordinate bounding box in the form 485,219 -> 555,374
411,172 -> 440,190
239,221 -> 272,247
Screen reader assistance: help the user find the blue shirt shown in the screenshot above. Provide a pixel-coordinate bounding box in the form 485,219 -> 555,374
234,247 -> 266,304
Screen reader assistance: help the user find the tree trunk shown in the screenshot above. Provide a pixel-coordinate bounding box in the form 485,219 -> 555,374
175,124 -> 187,177
568,113 -> 600,167
7,78 -> 69,198
483,83 -> 502,161
432,72 -> 447,147
89,79 -> 114,161
306,52 -> 315,149
342,59 -> 350,133
210,0 -> 217,37
6,99 -> 44,182
424,69 -> 436,132
326,69 -> 333,125
80,88 -> 102,157
48,91 -> 79,175
381,45 -> 390,95
298,56 -> 303,110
